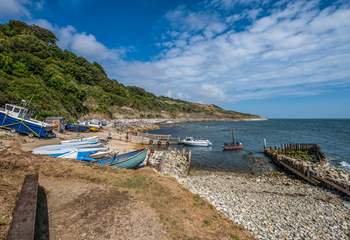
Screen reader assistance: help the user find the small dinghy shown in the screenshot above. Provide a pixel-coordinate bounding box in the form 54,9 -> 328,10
96,149 -> 148,169
223,129 -> 243,151
181,137 -> 212,147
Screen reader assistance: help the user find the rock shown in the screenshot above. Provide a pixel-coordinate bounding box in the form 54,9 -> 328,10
179,172 -> 350,240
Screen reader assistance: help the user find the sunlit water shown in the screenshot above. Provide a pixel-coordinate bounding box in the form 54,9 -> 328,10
149,119 -> 350,172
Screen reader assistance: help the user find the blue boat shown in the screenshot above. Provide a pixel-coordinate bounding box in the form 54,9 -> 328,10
65,123 -> 89,132
109,149 -> 148,169
0,104 -> 55,138
56,148 -> 106,160
85,149 -> 147,169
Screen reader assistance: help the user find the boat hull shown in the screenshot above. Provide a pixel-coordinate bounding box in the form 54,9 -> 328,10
223,144 -> 244,151
65,124 -> 89,132
33,142 -> 102,154
0,112 -> 55,138
109,149 -> 148,169
182,141 -> 212,147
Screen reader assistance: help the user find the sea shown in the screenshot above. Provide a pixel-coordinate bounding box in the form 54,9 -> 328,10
149,119 -> 350,173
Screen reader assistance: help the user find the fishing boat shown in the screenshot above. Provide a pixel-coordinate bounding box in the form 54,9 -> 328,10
181,137 -> 212,147
0,104 -> 55,138
223,129 -> 244,151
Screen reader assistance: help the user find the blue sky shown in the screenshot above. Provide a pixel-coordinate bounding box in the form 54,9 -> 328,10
1,0 -> 350,118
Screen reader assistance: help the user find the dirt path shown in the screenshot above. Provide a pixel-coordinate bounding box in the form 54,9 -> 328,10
40,176 -> 168,240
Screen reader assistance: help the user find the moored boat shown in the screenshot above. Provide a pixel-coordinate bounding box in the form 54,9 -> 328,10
181,137 -> 212,147
223,129 -> 244,151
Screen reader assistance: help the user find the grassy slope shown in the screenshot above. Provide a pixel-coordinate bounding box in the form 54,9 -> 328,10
0,148 -> 254,240
0,20 -> 259,121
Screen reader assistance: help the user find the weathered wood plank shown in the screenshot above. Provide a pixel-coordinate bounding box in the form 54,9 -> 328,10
6,174 -> 39,240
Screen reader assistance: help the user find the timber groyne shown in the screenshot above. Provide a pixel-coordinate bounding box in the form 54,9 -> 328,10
264,144 -> 350,197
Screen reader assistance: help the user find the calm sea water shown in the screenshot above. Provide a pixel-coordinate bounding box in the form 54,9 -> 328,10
149,119 -> 350,172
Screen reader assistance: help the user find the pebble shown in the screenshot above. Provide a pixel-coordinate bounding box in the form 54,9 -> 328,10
178,173 -> 350,240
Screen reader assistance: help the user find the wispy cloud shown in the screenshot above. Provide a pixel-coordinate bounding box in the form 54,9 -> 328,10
108,0 -> 350,104
2,0 -> 350,106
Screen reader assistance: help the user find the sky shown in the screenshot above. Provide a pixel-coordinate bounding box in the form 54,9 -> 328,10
0,0 -> 350,118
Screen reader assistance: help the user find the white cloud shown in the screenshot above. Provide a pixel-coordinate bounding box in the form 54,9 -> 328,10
107,0 -> 350,104
15,1 -> 350,106
0,0 -> 30,18
31,19 -> 122,62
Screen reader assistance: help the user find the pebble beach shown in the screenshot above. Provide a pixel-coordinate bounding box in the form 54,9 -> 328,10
179,172 -> 350,240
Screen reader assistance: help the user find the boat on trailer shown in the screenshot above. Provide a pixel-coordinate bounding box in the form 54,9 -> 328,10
223,129 -> 244,151
181,137 -> 212,147
0,104 -> 55,138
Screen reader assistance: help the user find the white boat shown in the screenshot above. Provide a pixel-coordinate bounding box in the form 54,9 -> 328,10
61,136 -> 98,144
90,150 -> 114,159
57,147 -> 107,159
32,142 -> 103,154
181,137 -> 212,147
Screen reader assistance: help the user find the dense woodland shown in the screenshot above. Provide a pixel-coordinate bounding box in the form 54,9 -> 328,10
0,20 -> 256,120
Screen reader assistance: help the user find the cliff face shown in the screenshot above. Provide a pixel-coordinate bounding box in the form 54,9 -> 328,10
0,20 -> 260,120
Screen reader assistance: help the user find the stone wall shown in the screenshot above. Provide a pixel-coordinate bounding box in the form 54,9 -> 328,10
147,149 -> 191,178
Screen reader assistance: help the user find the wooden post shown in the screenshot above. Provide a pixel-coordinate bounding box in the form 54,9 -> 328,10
7,174 -> 39,240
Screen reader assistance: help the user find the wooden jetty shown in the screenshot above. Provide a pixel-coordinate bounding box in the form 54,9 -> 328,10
264,144 -> 350,197
136,132 -> 180,146
7,174 -> 39,240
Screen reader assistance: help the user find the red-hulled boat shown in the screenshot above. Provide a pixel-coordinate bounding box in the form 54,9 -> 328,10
223,129 -> 244,151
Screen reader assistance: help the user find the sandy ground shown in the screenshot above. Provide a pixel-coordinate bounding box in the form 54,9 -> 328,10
0,129 -> 253,240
